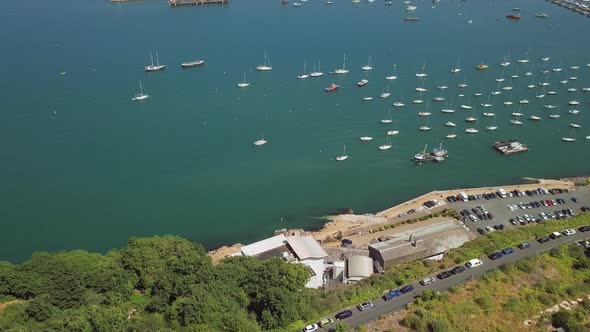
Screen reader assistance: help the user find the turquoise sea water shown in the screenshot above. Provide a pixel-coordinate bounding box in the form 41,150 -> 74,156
0,0 -> 589,262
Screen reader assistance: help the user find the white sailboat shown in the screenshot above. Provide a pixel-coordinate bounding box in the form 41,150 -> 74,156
131,81 -> 149,101
334,54 -> 349,74
486,116 -> 498,131
387,121 -> 400,136
386,64 -> 398,80
336,145 -> 349,161
256,50 -> 272,71
380,84 -> 391,98
381,110 -> 393,124
446,127 -> 457,139
416,63 -> 427,78
144,51 -> 167,72
378,136 -> 392,150
419,118 -> 431,131
361,56 -> 373,71
360,136 -> 374,141
253,131 -> 268,146
562,128 -> 576,142
237,72 -> 250,88
310,61 -> 324,77
297,61 -> 309,79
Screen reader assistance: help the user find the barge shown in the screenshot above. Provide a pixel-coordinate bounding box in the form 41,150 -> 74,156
181,60 -> 205,68
493,140 -> 529,155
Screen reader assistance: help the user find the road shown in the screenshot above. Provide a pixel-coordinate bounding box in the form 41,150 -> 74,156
317,227 -> 590,331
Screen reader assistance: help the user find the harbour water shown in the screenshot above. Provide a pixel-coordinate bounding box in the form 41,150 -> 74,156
0,0 -> 588,262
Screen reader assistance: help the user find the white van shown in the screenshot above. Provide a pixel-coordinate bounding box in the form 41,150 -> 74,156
466,259 -> 483,268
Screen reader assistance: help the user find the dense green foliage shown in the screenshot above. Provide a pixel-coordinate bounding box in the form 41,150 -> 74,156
0,236 -> 316,331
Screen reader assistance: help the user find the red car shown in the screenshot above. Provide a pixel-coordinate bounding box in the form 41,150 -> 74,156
546,199 -> 553,206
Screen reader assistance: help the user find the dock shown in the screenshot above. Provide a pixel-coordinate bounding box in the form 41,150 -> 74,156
546,0 -> 590,17
169,0 -> 228,6
493,140 -> 529,155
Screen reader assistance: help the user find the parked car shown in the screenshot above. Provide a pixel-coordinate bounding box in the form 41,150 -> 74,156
477,228 -> 486,235
382,293 -> 393,301
488,252 -> 503,260
466,259 -> 483,268
303,323 -> 319,332
518,242 -> 531,249
501,247 -> 514,255
389,289 -> 402,297
318,318 -> 334,328
407,209 -> 416,215
436,271 -> 452,279
549,232 -> 562,239
537,236 -> 551,243
420,276 -> 436,286
335,310 -> 352,320
563,229 -> 576,236
485,226 -> 494,232
493,224 -> 505,231
400,285 -> 415,294
451,266 -> 466,274
579,225 -> 590,232
357,301 -> 374,311
572,197 -> 578,203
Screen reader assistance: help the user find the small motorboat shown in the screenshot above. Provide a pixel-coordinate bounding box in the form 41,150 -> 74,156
446,134 -> 457,139
569,110 -> 580,114
394,102 -> 405,107
445,121 -> 456,127
481,103 -> 492,108
357,79 -> 368,87
387,130 -> 399,136
528,115 -> 542,121
568,100 -> 580,106
360,136 -> 374,141
419,126 -> 431,131
441,109 -> 456,114
483,112 -> 495,117
510,120 -> 523,125
519,99 -> 529,104
413,99 -> 424,104
465,117 -> 477,122
474,93 -> 483,97
363,97 -> 374,101
512,112 -> 524,117
418,112 -> 431,116
536,13 -> 549,18
549,114 -> 560,119
476,64 -> 489,70
324,83 -> 339,92
542,57 -> 550,61
460,104 -> 473,110
465,128 -> 479,134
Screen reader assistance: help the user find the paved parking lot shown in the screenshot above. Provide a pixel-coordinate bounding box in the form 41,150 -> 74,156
449,186 -> 590,235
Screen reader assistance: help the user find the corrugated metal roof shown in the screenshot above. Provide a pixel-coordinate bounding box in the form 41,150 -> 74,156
347,255 -> 373,278
241,234 -> 287,257
286,235 -> 328,260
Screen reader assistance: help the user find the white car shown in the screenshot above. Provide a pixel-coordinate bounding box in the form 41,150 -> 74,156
485,226 -> 494,232
303,323 -> 319,332
466,258 -> 483,268
563,229 -> 576,236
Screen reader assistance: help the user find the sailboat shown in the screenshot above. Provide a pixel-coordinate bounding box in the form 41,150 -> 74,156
144,51 -> 167,72
310,61 -> 324,77
446,127 -> 457,139
237,72 -> 250,88
386,64 -> 398,80
381,110 -> 393,124
360,136 -> 374,141
510,112 -> 523,125
131,81 -> 149,101
256,50 -> 272,71
361,56 -> 373,71
394,93 -> 405,107
450,58 -> 461,73
253,131 -> 268,146
378,136 -> 392,150
380,84 -> 391,98
562,128 -> 576,142
419,118 -> 431,131
549,106 -> 561,119
336,145 -> 349,161
486,116 -> 498,131
387,121 -> 400,136
504,93 -> 514,105
416,63 -> 427,77
297,62 -> 309,79
433,88 -> 445,101
445,121 -> 456,127
334,54 -> 349,74
465,126 -> 479,134
569,123 -> 581,128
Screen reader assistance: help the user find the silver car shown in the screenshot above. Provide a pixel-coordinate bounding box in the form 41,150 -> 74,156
357,301 -> 374,311
420,276 -> 436,286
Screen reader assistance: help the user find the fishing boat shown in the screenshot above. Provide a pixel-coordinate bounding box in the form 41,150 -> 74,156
181,60 -> 205,68
256,50 -> 272,71
131,81 -> 149,101
334,54 -> 349,74
445,121 -> 456,127
144,51 -> 167,72
237,72 -> 250,88
361,56 -> 373,71
253,132 -> 268,146
336,145 -> 349,161
379,136 -> 392,150
476,64 -> 489,70
357,79 -> 368,87
360,136 -> 374,141
297,61 -> 309,79
414,144 -> 447,162
324,83 -> 339,92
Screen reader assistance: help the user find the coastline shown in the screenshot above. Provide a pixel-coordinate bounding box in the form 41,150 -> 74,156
209,177 -> 581,262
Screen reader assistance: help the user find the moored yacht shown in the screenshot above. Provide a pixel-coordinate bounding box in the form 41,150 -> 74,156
361,56 -> 373,71
131,81 -> 149,101
144,51 -> 167,72
334,54 -> 349,74
256,50 -> 272,71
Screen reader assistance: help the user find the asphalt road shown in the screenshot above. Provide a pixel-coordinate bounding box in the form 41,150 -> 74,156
317,226 -> 590,331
